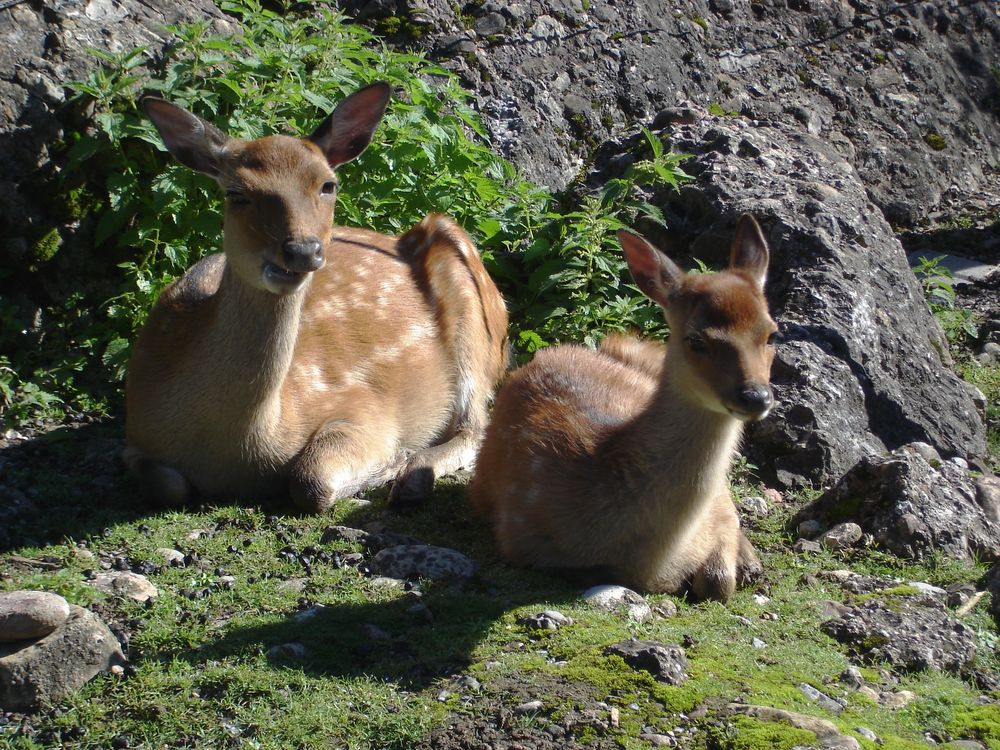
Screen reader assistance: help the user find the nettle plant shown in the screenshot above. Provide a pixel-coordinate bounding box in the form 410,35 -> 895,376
4,0 -> 690,425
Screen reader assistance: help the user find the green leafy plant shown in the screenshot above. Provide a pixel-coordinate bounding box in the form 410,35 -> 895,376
1,0 -> 691,427
912,255 -> 979,345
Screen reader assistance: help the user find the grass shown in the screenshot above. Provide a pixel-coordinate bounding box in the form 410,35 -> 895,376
1,435 -> 996,749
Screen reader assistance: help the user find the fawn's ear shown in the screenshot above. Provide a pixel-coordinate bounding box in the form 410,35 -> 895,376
729,214 -> 770,291
143,97 -> 230,178
308,82 -> 391,169
618,229 -> 684,308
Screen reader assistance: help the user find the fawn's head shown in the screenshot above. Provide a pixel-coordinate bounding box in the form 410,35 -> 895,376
143,83 -> 390,295
618,215 -> 778,421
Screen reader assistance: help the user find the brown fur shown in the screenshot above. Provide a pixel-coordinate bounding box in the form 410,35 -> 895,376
125,86 -> 508,511
470,217 -> 776,601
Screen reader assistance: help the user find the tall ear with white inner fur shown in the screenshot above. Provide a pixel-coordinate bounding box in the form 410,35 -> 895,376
729,214 -> 770,291
618,229 -> 684,309
142,97 -> 230,178
308,82 -> 391,169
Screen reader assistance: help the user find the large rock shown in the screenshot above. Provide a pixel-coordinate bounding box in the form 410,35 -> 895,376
369,544 -> 476,582
793,445 -> 1000,562
595,115 -> 987,487
0,605 -> 124,712
821,600 -> 976,675
361,0 -> 1000,222
0,590 -> 70,643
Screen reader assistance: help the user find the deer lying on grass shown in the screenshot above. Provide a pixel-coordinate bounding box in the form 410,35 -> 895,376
123,83 -> 508,512
470,216 -> 777,601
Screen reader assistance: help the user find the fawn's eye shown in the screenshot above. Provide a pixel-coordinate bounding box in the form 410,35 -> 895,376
686,335 -> 707,353
320,181 -> 337,195
225,190 -> 250,206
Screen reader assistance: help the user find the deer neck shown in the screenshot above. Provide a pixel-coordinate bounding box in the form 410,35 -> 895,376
207,264 -> 306,409
618,353 -> 743,507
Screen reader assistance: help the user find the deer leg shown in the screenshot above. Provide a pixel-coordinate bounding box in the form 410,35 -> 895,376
290,418 -> 404,514
122,446 -> 194,508
687,495 -> 743,602
736,530 -> 763,587
388,425 -> 481,507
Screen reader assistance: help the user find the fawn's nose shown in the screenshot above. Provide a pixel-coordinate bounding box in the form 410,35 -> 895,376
282,237 -> 324,272
737,384 -> 773,416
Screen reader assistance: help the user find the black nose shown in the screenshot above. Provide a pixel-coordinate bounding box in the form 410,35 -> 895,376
282,237 -> 324,272
737,384 -> 773,414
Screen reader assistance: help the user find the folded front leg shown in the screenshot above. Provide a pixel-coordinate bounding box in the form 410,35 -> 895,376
290,416 -> 404,513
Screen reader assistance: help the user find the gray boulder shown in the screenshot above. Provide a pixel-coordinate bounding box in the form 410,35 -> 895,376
0,605 -> 124,712
794,446 -> 1000,562
821,600 -> 976,675
604,639 -> 688,685
369,544 -> 475,582
0,591 -> 70,643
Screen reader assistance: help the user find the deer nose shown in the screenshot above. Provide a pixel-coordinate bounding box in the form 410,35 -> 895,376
737,384 -> 773,415
281,237 -> 324,272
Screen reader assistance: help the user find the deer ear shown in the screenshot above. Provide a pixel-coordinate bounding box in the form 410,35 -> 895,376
308,82 -> 391,169
729,213 -> 770,290
618,229 -> 684,308
142,97 -> 229,178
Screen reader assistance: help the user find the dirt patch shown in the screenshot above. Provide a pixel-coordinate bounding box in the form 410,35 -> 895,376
416,673 -> 622,750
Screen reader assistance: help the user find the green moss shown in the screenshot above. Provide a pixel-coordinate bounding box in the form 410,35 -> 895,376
708,101 -> 739,117
946,704 -> 1000,744
924,132 -> 947,151
705,716 -> 817,749
874,52 -> 888,64
691,14 -> 708,31
31,227 -> 62,262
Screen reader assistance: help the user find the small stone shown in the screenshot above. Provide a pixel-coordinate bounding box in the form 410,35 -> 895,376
216,575 -> 236,590
794,539 -> 823,554
293,605 -> 327,622
763,488 -> 783,504
881,689 -> 915,709
840,666 -> 864,689
90,572 -> 159,603
740,495 -> 770,516
582,585 -> 652,622
515,700 -> 544,714
752,637 -> 767,649
639,734 -> 674,747
857,686 -> 880,702
899,442 -> 941,463
0,591 -> 71,642
609,706 -> 620,728
267,642 -> 307,660
518,610 -> 573,631
320,526 -> 368,545
798,683 -> 844,714
819,522 -> 863,551
455,675 -> 481,693
798,519 -> 822,537
906,581 -> 946,598
155,548 -> 185,565
185,528 -> 212,541
947,741 -> 987,749
652,600 -> 678,618
277,578 -> 307,594
369,576 -> 404,589
473,11 -> 505,35
752,593 -> 770,605
855,726 -> 878,742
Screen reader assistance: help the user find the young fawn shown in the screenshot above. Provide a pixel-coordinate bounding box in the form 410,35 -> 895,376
124,83 -> 508,512
470,215 -> 777,601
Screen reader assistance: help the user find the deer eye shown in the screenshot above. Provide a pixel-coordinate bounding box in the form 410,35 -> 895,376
686,335 -> 707,353
320,181 -> 337,195
767,330 -> 780,346
225,190 -> 250,206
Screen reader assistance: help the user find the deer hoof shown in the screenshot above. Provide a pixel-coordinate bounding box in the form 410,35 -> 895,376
389,465 -> 435,509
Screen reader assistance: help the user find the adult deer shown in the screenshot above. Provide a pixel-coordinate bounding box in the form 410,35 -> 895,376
124,83 -> 508,512
470,216 -> 776,601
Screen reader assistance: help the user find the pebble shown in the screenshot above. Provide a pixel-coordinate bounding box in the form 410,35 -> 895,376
763,488 -> 783,504
798,683 -> 844,714
90,572 -> 159,602
277,578 -> 307,594
653,600 -> 678,618
0,591 -> 71,642
515,700 -> 544,714
881,689 -> 915,709
855,726 -> 878,742
740,495 -> 770,516
840,666 -> 864,689
819,522 -> 863,551
267,642 -> 307,660
752,637 -> 767,649
369,544 -> 475,582
797,519 -> 822,537
155,548 -> 185,565
793,539 -> 822,554
639,733 -> 674,747
293,605 -> 328,622
582,585 -> 652,622
857,686 -> 881,702
518,610 -> 573,631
